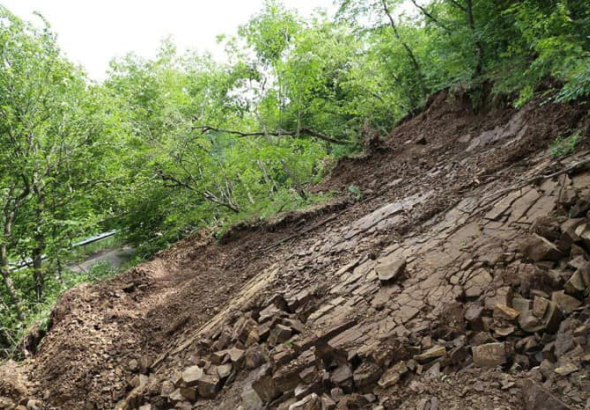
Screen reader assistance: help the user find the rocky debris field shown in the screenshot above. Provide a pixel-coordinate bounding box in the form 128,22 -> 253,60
2,92 -> 590,410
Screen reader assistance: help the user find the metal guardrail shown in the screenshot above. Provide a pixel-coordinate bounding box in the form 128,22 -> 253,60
8,230 -> 118,272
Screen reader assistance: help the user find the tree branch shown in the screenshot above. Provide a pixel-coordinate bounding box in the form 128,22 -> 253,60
410,0 -> 451,33
448,0 -> 466,12
196,125 -> 352,146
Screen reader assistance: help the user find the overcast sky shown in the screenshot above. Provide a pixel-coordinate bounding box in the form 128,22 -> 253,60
2,0 -> 336,81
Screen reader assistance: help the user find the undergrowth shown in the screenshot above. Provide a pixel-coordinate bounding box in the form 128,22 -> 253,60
550,131 -> 582,158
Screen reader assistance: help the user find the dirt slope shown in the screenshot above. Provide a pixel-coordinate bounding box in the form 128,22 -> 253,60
2,92 -> 590,410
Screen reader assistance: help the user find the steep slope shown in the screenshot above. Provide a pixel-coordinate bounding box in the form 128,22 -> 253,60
2,92 -> 590,410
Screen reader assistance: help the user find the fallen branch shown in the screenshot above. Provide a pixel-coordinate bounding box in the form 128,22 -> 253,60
196,125 -> 352,146
539,158 -> 590,180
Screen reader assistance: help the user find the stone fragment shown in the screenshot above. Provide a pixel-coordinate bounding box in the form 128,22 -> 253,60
128,359 -> 139,373
198,374 -> 221,399
522,380 -> 572,410
294,384 -> 317,400
336,393 -> 370,408
352,361 -> 383,390
181,366 -> 204,387
161,380 -> 174,397
286,289 -> 312,312
299,366 -> 318,384
252,365 -> 278,403
288,393 -> 321,410
315,320 -> 357,345
520,299 -> 563,334
180,386 -> 197,402
564,263 -> 590,295
520,234 -> 565,262
511,297 -> 531,317
269,324 -> 293,346
560,219 -> 584,249
169,389 -> 184,403
375,258 -> 407,284
217,363 -> 233,379
228,347 -> 245,363
494,326 -> 515,338
571,196 -> 590,218
330,387 -> 344,401
378,361 -> 408,388
464,269 -> 493,299
558,187 -> 577,207
554,362 -> 578,376
241,384 -> 264,410
493,304 -> 520,321
259,304 -> 282,323
413,346 -> 446,363
211,350 -> 228,365
245,346 -> 267,369
464,305 -> 484,330
330,364 -> 353,390
271,344 -> 295,365
472,343 -> 507,367
552,291 -> 581,314
533,297 -> 550,318
320,394 -> 336,410
484,286 -> 512,311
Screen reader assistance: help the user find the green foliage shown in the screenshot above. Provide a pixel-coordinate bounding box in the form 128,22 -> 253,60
550,132 -> 582,158
347,184 -> 362,201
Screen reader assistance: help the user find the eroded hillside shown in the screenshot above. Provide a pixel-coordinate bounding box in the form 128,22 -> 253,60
2,93 -> 590,410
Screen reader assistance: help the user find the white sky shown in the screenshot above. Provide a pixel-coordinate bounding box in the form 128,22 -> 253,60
1,0 -> 336,81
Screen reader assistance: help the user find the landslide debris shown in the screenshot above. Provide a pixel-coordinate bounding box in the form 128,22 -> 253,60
2,92 -> 590,410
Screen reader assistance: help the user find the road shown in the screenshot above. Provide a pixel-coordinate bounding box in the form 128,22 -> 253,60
68,246 -> 134,273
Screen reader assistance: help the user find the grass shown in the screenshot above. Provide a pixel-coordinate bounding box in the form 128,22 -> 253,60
550,131 -> 582,158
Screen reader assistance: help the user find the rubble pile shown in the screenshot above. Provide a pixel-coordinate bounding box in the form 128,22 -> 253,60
112,167 -> 590,409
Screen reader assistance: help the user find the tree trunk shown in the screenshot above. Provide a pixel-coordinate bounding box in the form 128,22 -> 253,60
465,0 -> 484,78
381,0 -> 427,98
257,160 -> 278,194
32,242 -> 44,302
281,160 -> 307,200
1,184 -> 29,322
0,245 -> 24,322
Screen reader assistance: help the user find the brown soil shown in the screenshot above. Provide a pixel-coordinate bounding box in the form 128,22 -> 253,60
2,91 -> 590,410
